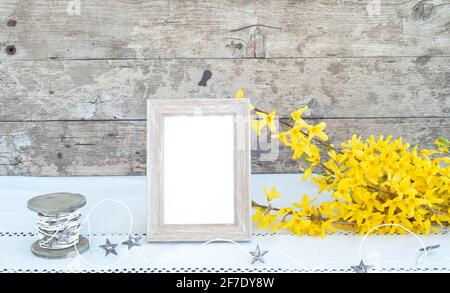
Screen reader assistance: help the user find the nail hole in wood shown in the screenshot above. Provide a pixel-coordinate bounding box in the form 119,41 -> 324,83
6,45 -> 16,55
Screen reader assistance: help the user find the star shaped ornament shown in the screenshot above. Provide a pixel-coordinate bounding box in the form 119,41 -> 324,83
351,260 -> 373,273
99,239 -> 118,256
250,245 -> 268,264
122,235 -> 142,250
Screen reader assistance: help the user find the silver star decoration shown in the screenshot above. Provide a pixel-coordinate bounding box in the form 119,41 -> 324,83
351,260 -> 373,273
250,245 -> 268,264
122,235 -> 141,250
99,239 -> 118,256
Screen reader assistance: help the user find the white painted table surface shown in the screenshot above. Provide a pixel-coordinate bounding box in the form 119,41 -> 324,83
1,174 -> 449,273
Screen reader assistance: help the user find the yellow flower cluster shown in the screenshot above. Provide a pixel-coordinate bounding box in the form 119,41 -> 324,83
236,88 -> 450,236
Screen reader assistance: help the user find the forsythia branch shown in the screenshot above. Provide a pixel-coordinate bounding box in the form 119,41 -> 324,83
251,201 -> 353,226
235,88 -> 450,236
253,107 -> 339,152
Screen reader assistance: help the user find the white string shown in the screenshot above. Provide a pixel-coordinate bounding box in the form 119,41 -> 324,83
73,199 -> 134,269
263,247 -> 346,270
266,247 -> 307,268
358,224 -> 428,266
134,239 -> 249,266
68,200 -> 342,271
36,211 -> 81,249
133,238 -> 342,271
67,201 -> 450,271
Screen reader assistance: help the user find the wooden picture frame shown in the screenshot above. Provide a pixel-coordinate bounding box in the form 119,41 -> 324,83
147,99 -> 251,242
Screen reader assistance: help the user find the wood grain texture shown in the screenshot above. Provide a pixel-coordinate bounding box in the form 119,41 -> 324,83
0,118 -> 447,176
0,120 -> 146,176
1,57 -> 449,121
0,0 -> 448,176
1,0 -> 450,60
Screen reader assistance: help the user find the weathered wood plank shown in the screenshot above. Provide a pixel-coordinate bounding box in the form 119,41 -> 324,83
0,120 -> 146,176
0,118 -> 447,176
1,57 -> 449,120
1,0 -> 450,60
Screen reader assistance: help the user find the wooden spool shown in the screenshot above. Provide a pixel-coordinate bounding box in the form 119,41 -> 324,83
27,192 -> 90,259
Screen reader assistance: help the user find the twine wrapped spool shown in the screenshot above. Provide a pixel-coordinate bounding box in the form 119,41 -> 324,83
27,192 -> 90,259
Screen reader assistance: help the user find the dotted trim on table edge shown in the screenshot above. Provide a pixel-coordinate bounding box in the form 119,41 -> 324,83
2,232 -> 450,273
1,230 -> 450,237
1,267 -> 450,273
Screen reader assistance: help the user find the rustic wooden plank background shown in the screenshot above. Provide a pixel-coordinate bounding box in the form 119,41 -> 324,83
0,0 -> 449,175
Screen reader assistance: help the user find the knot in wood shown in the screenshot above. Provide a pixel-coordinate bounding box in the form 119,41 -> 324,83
7,19 -> 17,27
412,0 -> 435,21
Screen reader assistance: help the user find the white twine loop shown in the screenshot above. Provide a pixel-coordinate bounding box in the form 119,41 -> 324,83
358,224 -> 428,266
73,199 -> 133,269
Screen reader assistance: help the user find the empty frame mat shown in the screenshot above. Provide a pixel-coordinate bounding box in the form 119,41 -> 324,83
147,99 -> 251,242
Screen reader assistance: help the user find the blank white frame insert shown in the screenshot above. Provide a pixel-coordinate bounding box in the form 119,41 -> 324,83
163,115 -> 235,225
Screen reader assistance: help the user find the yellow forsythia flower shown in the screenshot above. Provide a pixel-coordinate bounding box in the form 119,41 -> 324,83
435,137 -> 449,153
306,122 -> 328,141
235,88 -> 244,99
234,88 -> 256,110
251,119 -> 265,136
420,149 -> 436,157
291,106 -> 308,122
252,111 -> 276,134
302,167 -> 313,181
264,187 -> 281,201
252,208 -> 277,230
